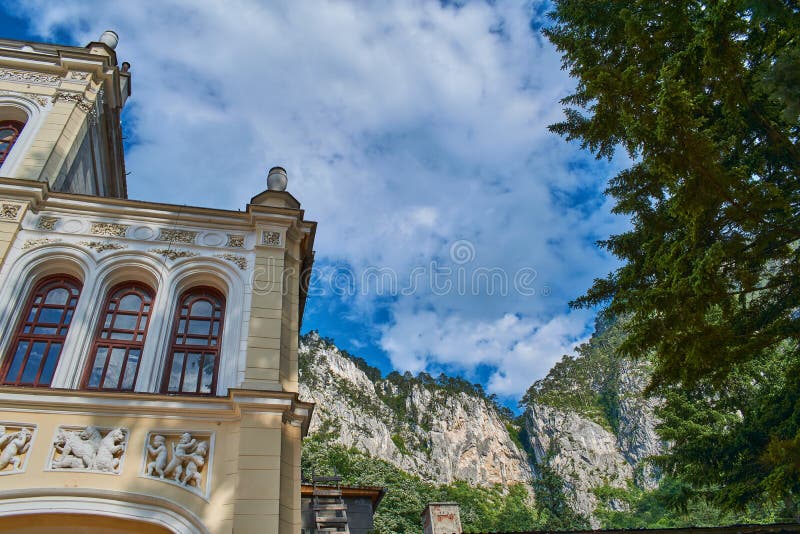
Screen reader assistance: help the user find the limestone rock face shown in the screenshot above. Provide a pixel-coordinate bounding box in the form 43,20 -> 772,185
300,330 -> 663,525
523,405 -> 632,523
522,357 -> 663,525
298,333 -> 532,487
615,360 -> 663,488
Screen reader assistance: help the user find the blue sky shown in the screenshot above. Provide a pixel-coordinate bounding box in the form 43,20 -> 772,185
2,1 -> 628,406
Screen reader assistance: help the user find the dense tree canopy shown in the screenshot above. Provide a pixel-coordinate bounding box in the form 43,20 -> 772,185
546,0 -> 799,516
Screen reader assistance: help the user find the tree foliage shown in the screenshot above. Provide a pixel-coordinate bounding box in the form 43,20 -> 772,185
522,316 -> 630,434
594,477 -> 784,528
546,0 -> 799,512
302,434 -> 544,533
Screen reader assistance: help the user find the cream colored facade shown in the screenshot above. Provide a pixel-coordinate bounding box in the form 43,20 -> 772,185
0,34 -> 316,533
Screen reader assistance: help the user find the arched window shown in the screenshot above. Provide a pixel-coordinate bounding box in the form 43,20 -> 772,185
162,287 -> 225,395
1,276 -> 82,387
83,283 -> 154,391
0,120 -> 24,165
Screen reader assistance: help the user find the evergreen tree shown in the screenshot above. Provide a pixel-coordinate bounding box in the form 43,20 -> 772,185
545,0 -> 799,514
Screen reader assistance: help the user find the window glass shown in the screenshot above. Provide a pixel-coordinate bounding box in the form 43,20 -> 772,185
0,120 -> 23,165
163,288 -> 225,395
83,283 -> 154,392
1,276 -> 82,387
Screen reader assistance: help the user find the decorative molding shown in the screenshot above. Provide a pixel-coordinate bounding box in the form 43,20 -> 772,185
0,203 -> 23,221
215,253 -> 247,270
36,216 -> 59,231
52,91 -> 94,113
22,238 -> 60,250
78,240 -> 127,252
0,68 -> 60,87
48,426 -> 128,474
0,423 -> 35,475
0,90 -> 49,107
226,234 -> 245,248
90,222 -> 128,237
142,431 -> 214,498
150,248 -> 198,260
0,489 -> 210,534
261,230 -> 282,247
158,229 -> 198,244
66,71 -> 92,82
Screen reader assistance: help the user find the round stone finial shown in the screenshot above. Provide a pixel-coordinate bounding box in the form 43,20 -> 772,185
267,167 -> 288,191
99,30 -> 119,50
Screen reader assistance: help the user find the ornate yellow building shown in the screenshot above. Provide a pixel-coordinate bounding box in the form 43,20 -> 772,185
0,31 -> 316,533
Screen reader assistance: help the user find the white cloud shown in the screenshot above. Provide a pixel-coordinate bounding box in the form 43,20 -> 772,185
380,306 -> 593,397
12,0 -> 628,397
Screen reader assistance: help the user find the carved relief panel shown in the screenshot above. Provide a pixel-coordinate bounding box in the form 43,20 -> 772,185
48,425 -> 128,474
141,430 -> 214,498
0,423 -> 36,475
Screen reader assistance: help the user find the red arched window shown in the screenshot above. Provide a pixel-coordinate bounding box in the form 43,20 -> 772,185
83,283 -> 154,391
162,287 -> 225,395
0,120 -> 24,165
1,275 -> 82,387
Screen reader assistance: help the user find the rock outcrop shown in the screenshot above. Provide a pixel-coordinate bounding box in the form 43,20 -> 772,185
298,332 -> 532,487
520,319 -> 664,524
299,324 -> 663,524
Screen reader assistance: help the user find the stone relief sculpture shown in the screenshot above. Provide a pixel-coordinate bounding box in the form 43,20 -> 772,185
0,425 -> 33,473
51,426 -> 127,473
146,435 -> 168,478
144,431 -> 212,494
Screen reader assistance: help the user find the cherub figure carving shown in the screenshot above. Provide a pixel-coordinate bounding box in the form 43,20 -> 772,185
181,440 -> 208,487
146,435 -> 168,478
0,426 -> 9,449
0,427 -> 32,471
165,432 -> 196,482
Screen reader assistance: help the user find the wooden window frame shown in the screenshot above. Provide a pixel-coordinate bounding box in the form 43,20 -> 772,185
161,286 -> 225,396
0,120 -> 24,165
82,282 -> 155,392
0,275 -> 82,387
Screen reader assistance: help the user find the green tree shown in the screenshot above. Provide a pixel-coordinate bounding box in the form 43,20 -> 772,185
546,0 -> 799,514
302,434 -> 544,533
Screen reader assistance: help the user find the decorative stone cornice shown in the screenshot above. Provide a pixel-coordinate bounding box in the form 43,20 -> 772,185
90,222 -> 128,237
150,248 -> 198,260
0,203 -> 23,221
36,216 -> 59,231
226,234 -> 245,248
78,240 -> 126,252
0,90 -> 49,107
0,387 -> 313,429
65,71 -> 91,82
215,253 -> 247,270
158,229 -> 197,245
22,238 -> 61,250
0,68 -> 60,87
52,91 -> 94,113
261,230 -> 282,247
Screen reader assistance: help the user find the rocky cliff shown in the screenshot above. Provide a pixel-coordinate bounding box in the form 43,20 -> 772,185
520,318 -> 663,524
299,320 -> 663,524
298,332 -> 532,487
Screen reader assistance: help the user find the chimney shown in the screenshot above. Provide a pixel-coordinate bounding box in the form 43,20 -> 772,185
422,502 -> 462,534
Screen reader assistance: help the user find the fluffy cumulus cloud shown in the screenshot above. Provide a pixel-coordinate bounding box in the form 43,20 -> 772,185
8,1 -> 628,399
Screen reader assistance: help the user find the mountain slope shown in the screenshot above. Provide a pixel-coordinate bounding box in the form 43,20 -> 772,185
521,318 -> 663,522
298,322 -> 664,527
298,331 -> 532,487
